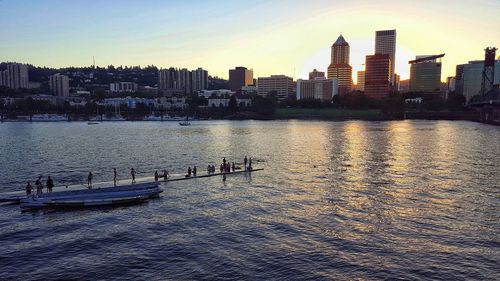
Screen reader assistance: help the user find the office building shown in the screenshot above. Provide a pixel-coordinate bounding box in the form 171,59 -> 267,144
459,60 -> 500,101
356,71 -> 365,91
327,35 -> 352,95
409,54 -> 444,92
229,67 -> 253,91
309,69 -> 325,80
296,78 -> 338,101
49,73 -> 70,97
375,29 -> 396,85
364,54 -> 391,99
257,75 -> 295,101
110,82 -> 138,93
0,63 -> 29,89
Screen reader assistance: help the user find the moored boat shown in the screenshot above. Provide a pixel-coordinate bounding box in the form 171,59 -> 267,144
20,182 -> 162,209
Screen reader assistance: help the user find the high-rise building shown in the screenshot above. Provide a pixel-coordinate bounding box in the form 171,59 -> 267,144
409,54 -> 444,92
158,67 -> 208,95
364,54 -> 391,99
375,29 -> 396,85
229,67 -> 253,91
296,78 -> 338,101
327,35 -> 352,95
460,60 -> 500,101
0,63 -> 29,89
49,73 -> 70,97
256,75 -> 295,101
356,71 -> 365,91
191,68 -> 208,92
309,69 -> 325,80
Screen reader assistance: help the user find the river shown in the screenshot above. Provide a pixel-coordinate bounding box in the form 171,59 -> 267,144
0,120 -> 498,280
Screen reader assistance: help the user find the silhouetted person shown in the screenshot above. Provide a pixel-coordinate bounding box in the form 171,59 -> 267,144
131,168 -> 136,184
187,166 -> 192,177
35,176 -> 43,194
25,182 -> 32,195
154,170 -> 159,181
244,156 -> 248,170
193,166 -> 197,177
163,170 -> 169,181
207,165 -> 211,174
87,172 -> 93,188
46,176 -> 54,193
249,157 -> 252,168
113,168 -> 118,186
231,162 -> 235,172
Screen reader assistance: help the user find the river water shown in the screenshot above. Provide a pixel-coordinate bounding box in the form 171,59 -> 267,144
0,120 -> 498,280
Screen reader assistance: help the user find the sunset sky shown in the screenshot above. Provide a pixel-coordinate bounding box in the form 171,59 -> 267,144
1,0 -> 499,83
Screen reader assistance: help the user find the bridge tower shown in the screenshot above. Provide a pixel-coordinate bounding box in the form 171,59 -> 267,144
481,47 -> 497,95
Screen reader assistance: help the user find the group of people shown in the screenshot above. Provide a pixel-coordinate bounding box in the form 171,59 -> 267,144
25,175 -> 54,195
154,169 -> 170,182
25,157 -> 255,195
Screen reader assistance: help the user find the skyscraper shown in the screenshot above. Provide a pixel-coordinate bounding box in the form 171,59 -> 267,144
229,67 -> 253,91
356,71 -> 365,91
327,35 -> 352,95
49,73 -> 69,97
0,63 -> 29,89
409,54 -> 444,92
191,68 -> 208,92
364,54 -> 391,99
375,29 -> 396,85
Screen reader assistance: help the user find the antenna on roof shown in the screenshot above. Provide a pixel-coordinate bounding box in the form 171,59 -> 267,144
93,56 -> 96,68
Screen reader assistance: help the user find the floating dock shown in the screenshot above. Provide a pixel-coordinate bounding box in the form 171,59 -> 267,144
0,168 -> 263,204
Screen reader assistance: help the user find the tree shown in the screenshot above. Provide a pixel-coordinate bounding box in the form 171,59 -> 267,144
228,95 -> 238,113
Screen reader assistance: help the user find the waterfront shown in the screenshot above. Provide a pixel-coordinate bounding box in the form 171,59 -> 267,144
0,120 -> 499,280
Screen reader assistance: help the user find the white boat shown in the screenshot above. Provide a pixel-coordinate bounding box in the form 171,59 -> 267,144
179,121 -> 191,126
31,114 -> 67,122
20,182 -> 162,209
143,115 -> 163,121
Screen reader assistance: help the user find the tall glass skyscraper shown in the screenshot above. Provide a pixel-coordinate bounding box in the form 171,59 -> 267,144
375,29 -> 396,85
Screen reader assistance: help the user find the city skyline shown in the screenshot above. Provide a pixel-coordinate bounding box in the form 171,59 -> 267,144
1,0 -> 499,83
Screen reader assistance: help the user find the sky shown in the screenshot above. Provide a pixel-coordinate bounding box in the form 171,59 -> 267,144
0,0 -> 499,83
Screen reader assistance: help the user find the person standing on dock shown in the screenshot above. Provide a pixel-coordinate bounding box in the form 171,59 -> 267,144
25,182 -> 33,195
249,157 -> 252,168
231,162 -> 235,172
207,165 -> 211,174
187,166 -> 192,177
154,170 -> 159,182
131,168 -> 136,184
46,176 -> 54,193
87,172 -> 93,188
35,176 -> 43,194
244,156 -> 248,171
113,168 -> 118,186
193,166 -> 197,177
163,170 -> 169,181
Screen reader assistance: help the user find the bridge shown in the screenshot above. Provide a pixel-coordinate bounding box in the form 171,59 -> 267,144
466,88 -> 500,125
